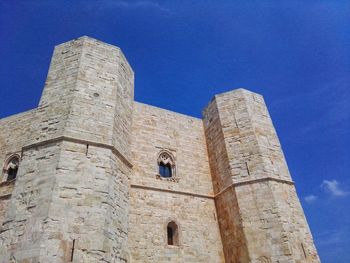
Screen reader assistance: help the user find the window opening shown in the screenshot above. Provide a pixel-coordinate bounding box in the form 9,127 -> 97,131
5,156 -> 19,181
167,226 -> 173,245
159,162 -> 172,177
157,151 -> 175,179
70,239 -> 76,261
167,221 -> 179,246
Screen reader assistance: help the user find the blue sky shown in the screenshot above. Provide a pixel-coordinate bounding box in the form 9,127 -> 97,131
0,1 -> 349,261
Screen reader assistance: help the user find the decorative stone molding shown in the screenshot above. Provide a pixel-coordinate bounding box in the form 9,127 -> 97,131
156,150 -> 178,182
2,154 -> 20,182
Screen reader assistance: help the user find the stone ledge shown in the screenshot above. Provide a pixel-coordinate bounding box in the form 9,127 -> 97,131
130,184 -> 214,199
0,180 -> 15,188
22,136 -> 133,168
215,177 -> 295,198
131,177 -> 294,200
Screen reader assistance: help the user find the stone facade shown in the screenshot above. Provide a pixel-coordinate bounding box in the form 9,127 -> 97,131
0,37 -> 319,262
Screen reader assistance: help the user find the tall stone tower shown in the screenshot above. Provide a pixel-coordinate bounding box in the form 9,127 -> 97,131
0,37 -> 134,262
0,37 -> 319,263
203,89 -> 320,262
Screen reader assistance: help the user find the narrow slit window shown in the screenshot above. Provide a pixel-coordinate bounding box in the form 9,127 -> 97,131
71,239 -> 76,261
167,221 -> 179,246
167,226 -> 173,245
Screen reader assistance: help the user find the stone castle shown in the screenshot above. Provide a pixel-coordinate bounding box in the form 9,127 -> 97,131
0,37 -> 320,263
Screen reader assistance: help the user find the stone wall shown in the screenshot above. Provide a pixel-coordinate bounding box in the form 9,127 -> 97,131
0,181 -> 15,226
129,102 -> 224,262
203,89 -> 320,262
0,36 -> 319,263
0,109 -> 37,169
38,141 -> 130,262
0,36 -> 133,262
214,186 -> 249,263
203,94 -> 250,262
0,109 -> 39,227
33,36 -> 134,154
0,142 -> 62,262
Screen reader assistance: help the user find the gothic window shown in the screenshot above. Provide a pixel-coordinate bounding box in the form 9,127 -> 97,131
3,155 -> 20,182
167,221 -> 179,246
157,151 -> 175,178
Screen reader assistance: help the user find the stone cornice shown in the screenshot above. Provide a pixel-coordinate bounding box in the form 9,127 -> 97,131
131,177 -> 294,200
22,136 -> 133,168
130,184 -> 215,199
215,177 -> 294,198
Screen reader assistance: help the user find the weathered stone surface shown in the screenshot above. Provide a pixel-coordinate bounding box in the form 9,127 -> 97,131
129,102 -> 224,262
203,89 -> 320,262
0,37 -> 132,262
0,37 -> 319,262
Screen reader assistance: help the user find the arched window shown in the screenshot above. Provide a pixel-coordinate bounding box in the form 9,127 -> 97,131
167,221 -> 179,246
157,151 -> 175,178
3,155 -> 20,182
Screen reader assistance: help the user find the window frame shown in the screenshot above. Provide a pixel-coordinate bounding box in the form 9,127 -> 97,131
2,154 -> 20,183
165,220 -> 180,247
156,150 -> 178,182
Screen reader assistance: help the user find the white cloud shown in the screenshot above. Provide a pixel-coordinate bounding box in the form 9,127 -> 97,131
304,194 -> 317,203
321,180 -> 349,197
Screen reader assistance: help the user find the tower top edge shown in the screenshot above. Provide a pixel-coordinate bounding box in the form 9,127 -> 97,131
214,88 -> 263,98
202,88 -> 264,115
54,36 -> 122,51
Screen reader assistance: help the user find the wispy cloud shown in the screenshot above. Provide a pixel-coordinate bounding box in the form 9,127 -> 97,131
100,0 -> 171,13
304,194 -> 318,203
304,180 -> 348,204
315,226 -> 350,262
315,228 -> 349,246
321,179 -> 349,197
272,77 -> 350,139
